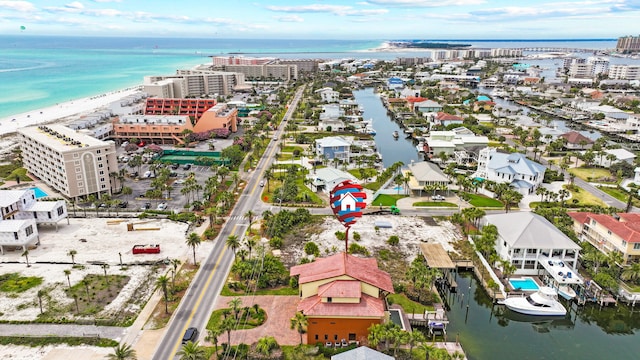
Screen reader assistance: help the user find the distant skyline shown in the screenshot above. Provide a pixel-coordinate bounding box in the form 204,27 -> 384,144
1,0 -> 639,39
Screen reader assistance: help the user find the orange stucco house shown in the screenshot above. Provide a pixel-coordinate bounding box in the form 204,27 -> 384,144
290,252 -> 394,345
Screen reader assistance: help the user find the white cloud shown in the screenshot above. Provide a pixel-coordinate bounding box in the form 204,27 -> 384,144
92,0 -> 121,2
266,4 -> 388,16
275,15 -> 304,22
65,2 -> 84,10
364,0 -> 485,6
0,0 -> 37,12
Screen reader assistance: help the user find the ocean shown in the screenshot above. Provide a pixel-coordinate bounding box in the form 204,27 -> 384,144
0,36 -> 619,119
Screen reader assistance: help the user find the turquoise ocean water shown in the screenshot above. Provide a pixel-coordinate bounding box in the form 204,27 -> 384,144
0,36 -> 617,119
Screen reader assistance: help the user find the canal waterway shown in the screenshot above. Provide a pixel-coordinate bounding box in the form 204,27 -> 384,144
352,87 -> 420,168
446,272 -> 640,360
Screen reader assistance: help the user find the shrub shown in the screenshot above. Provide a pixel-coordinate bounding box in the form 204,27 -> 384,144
335,231 -> 346,241
269,236 -> 283,249
387,235 -> 400,246
353,232 -> 361,241
304,242 -> 320,257
348,243 -> 369,256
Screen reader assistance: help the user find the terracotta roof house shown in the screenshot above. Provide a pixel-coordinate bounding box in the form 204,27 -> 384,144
290,252 -> 394,345
559,131 -> 594,150
433,112 -> 464,127
568,212 -> 640,264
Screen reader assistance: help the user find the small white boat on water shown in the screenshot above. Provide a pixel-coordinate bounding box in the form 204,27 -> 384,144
392,130 -> 399,138
503,287 -> 567,316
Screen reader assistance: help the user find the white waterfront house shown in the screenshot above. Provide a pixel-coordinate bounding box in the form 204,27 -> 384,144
474,148 -> 546,195
0,189 -> 68,254
481,212 -> 581,275
315,87 -> 340,103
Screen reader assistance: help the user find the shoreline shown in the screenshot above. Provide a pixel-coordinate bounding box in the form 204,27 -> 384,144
0,86 -> 143,136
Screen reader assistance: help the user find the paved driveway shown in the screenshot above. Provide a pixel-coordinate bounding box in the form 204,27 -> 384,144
212,295 -> 301,346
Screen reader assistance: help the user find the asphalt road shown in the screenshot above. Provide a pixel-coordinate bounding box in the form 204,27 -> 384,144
152,86 -> 305,359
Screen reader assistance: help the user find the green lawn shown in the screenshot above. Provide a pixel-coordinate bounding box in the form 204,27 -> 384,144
568,185 -> 607,206
348,168 -> 377,180
282,145 -> 305,153
598,186 -> 640,206
372,194 -> 407,206
206,307 -> 266,331
387,293 -> 434,314
463,193 -> 503,208
569,167 -> 612,182
413,201 -> 457,207
221,284 -> 298,296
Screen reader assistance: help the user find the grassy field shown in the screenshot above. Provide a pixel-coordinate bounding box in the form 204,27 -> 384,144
569,186 -> 607,206
372,194 -> 407,206
413,201 -> 457,207
387,293 -> 434,314
463,193 -> 503,208
598,186 -> 640,206
347,168 -> 377,180
569,167 -> 613,181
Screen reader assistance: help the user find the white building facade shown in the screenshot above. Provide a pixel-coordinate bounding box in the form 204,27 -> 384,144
475,148 -> 546,195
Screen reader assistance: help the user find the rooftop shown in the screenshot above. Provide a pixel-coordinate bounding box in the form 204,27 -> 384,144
18,125 -> 112,151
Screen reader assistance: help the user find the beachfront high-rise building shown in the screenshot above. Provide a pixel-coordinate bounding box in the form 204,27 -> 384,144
617,35 -> 640,53
18,125 -> 119,200
144,70 -> 245,97
608,64 -> 640,80
211,56 -> 273,66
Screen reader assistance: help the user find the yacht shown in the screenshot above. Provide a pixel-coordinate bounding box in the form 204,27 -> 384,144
503,287 -> 566,316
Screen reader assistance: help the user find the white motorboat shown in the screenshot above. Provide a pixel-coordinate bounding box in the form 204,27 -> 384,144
556,285 -> 577,300
503,287 -> 566,316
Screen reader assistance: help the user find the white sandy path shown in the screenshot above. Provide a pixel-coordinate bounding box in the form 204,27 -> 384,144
0,87 -> 142,136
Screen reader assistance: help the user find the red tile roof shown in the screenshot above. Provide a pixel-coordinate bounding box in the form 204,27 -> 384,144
567,212 -> 590,224
435,112 -> 463,121
406,96 -> 428,104
318,280 -> 361,299
569,212 -> 640,243
560,131 -> 593,145
297,293 -> 385,317
290,253 -> 394,293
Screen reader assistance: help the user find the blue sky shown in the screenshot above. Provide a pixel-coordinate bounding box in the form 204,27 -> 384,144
1,0 -> 639,39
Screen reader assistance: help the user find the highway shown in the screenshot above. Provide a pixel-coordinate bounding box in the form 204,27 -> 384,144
152,86 -> 305,359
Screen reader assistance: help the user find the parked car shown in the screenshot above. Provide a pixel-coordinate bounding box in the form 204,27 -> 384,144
183,164 -> 192,170
118,201 -> 128,208
431,195 -> 446,201
157,203 -> 167,211
142,202 -> 151,210
171,163 -> 180,170
143,170 -> 152,178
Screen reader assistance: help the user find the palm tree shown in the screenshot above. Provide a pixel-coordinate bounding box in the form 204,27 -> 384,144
186,233 -> 201,265
107,343 -> 137,360
176,341 -> 207,360
622,263 -> 640,283
156,275 -> 170,314
101,263 -> 110,283
228,297 -> 242,320
170,259 -> 181,288
244,210 -> 256,227
206,327 -> 222,359
64,269 -> 72,288
22,250 -> 30,267
220,316 -> 235,346
245,237 -> 257,258
255,336 -> 279,357
226,235 -> 240,256
290,312 -> 308,345
68,249 -> 78,264
37,289 -> 45,314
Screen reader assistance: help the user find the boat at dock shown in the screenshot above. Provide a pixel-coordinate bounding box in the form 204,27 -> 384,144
503,287 -> 567,316
539,257 -> 583,300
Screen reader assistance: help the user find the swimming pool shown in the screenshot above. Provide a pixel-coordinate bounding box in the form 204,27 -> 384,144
389,309 -> 406,330
30,187 -> 48,199
508,277 -> 540,291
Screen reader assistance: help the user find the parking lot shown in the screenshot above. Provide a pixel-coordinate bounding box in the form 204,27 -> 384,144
107,140 -> 235,212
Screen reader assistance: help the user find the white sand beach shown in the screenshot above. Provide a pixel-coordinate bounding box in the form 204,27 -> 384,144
0,87 -> 142,136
